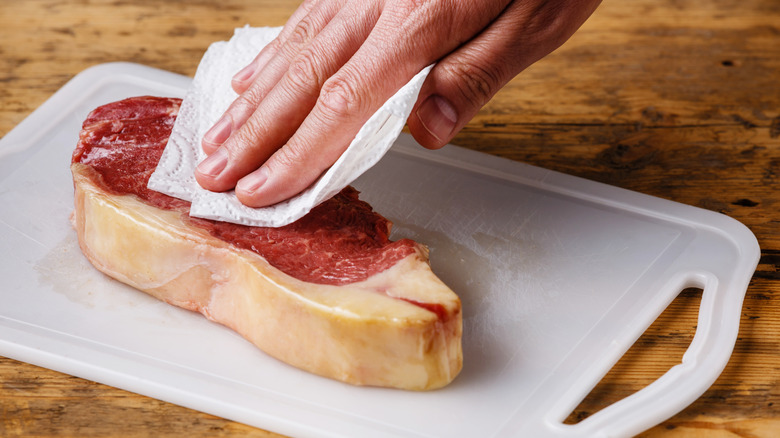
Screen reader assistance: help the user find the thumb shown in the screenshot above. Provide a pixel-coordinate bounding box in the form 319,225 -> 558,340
408,0 -> 601,149
408,20 -> 525,150
408,59 -> 504,150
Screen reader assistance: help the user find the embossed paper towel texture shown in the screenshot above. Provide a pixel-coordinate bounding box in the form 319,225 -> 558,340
148,26 -> 431,227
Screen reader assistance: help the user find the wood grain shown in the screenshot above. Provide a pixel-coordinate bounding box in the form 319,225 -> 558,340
1,0 -> 779,436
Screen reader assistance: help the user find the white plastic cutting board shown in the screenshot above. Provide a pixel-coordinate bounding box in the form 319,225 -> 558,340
0,63 -> 759,438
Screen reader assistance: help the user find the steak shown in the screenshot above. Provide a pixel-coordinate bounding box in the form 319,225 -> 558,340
70,96 -> 462,390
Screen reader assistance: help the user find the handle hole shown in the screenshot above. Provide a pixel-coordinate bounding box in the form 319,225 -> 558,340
563,287 -> 703,425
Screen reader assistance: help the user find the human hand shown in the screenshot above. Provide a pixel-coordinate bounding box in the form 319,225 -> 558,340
194,0 -> 602,207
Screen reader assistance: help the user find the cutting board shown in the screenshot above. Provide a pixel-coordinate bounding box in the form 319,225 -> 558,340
0,63 -> 760,438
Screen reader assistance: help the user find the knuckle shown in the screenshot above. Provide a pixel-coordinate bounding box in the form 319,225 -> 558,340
271,140 -> 315,172
286,49 -> 326,96
393,0 -> 426,15
266,36 -> 284,55
228,73 -> 269,113
221,93 -> 259,129
230,119 -> 266,156
232,88 -> 262,113
288,15 -> 317,46
317,73 -> 365,120
445,60 -> 503,106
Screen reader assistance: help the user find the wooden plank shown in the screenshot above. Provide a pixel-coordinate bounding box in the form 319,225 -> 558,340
1,0 -> 778,436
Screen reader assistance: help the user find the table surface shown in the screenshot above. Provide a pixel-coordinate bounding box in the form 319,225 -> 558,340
1,0 -> 779,437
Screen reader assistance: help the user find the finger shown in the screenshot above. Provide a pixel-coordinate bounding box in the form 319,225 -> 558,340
234,69 -> 403,206
197,1 -> 382,193
231,1 -> 501,207
231,0 -> 322,95
201,0 -> 343,156
408,0 -> 602,149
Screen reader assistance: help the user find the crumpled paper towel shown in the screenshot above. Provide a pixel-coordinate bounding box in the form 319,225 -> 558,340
148,26 -> 431,227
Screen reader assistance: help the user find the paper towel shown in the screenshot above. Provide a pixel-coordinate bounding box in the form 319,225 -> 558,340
148,26 -> 432,227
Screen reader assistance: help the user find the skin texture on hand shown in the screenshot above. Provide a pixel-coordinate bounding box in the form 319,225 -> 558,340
194,0 -> 603,208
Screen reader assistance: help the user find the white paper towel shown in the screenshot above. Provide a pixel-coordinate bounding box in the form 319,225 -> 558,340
148,26 -> 432,227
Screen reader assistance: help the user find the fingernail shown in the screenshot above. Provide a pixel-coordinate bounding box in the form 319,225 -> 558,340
232,62 -> 257,83
237,167 -> 269,193
416,95 -> 458,143
196,147 -> 228,177
203,114 -> 232,146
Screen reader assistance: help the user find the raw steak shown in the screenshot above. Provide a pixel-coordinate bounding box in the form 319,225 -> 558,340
70,96 -> 462,390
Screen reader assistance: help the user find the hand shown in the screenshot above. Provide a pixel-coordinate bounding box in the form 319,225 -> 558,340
194,0 -> 602,207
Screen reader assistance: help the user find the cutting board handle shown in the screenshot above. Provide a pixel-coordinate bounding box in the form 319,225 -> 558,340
547,269 -> 743,437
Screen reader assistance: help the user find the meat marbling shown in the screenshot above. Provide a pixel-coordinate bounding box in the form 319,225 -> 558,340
70,96 -> 462,390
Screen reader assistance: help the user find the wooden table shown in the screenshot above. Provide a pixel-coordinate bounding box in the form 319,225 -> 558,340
1,0 -> 778,436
